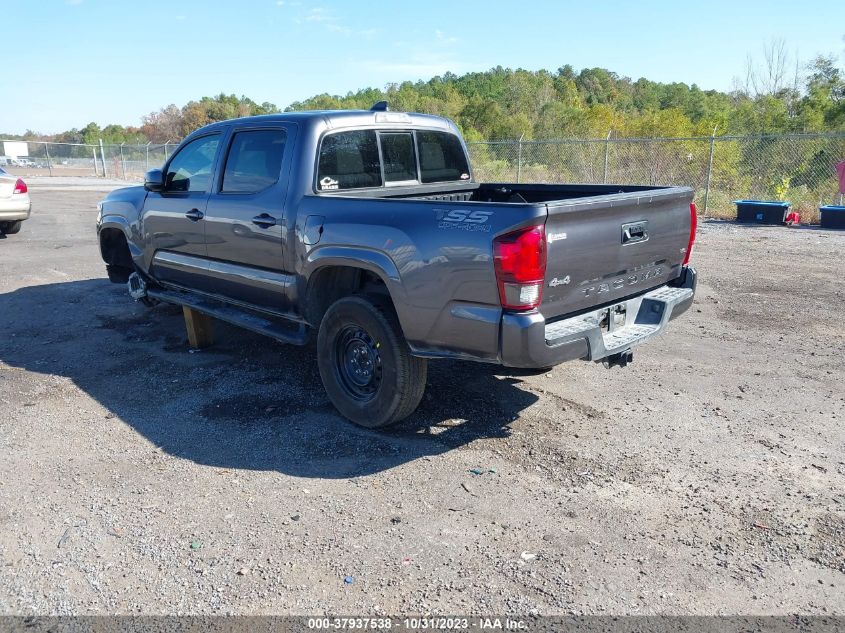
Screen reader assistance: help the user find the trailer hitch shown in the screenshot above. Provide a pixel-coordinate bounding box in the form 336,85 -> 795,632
602,349 -> 633,369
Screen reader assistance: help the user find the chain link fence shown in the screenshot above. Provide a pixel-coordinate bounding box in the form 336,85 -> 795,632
2,134 -> 843,222
467,133 -> 845,223
0,140 -> 178,180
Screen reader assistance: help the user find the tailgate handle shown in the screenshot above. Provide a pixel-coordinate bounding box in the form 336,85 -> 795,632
622,221 -> 648,244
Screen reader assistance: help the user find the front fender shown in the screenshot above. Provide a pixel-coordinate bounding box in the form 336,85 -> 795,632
97,185 -> 147,261
98,214 -> 143,259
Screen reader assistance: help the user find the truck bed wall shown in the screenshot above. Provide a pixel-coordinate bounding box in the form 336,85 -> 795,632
323,182 -> 674,204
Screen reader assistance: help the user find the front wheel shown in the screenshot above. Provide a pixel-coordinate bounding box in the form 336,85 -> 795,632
317,295 -> 427,428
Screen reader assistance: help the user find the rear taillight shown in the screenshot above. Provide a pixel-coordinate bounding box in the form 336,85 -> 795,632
13,178 -> 27,194
683,202 -> 697,265
493,224 -> 546,311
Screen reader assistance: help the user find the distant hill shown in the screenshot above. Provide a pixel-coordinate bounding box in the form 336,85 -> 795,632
287,61 -> 844,140
4,59 -> 843,143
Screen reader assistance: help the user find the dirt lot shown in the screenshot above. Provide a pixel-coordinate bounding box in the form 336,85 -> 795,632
0,184 -> 843,616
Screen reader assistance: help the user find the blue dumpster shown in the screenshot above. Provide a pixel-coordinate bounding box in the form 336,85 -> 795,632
734,200 -> 791,225
819,205 -> 845,229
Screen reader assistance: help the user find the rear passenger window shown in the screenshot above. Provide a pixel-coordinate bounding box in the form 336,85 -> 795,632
222,129 -> 287,193
317,131 -> 382,190
380,133 -> 417,184
418,131 -> 470,183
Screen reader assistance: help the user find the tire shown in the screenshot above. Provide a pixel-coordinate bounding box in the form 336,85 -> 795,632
317,295 -> 427,428
1,221 -> 22,235
106,264 -> 132,284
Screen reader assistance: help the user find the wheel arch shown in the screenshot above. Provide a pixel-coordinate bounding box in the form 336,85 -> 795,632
98,225 -> 134,268
302,248 -> 412,336
98,216 -> 142,259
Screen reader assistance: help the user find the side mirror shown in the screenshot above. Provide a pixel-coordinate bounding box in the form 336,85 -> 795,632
144,168 -> 164,192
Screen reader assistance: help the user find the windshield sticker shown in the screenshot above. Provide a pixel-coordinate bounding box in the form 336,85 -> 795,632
460,173 -> 470,180
320,176 -> 339,191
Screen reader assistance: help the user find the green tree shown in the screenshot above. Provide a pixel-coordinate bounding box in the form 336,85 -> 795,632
9,55 -> 845,145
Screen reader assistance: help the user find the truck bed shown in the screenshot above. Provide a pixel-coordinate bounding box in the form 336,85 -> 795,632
314,182 -> 694,323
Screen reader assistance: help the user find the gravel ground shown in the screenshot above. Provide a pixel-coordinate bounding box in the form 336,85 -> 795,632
0,185 -> 843,616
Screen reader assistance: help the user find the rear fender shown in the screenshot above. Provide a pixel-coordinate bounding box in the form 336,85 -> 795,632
302,245 -> 413,333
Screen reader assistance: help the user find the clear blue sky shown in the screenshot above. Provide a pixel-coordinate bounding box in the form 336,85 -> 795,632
2,0 -> 843,134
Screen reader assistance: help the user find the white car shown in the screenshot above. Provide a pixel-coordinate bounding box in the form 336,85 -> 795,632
0,167 -> 31,235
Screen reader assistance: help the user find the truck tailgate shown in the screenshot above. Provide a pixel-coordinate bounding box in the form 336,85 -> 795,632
541,187 -> 693,320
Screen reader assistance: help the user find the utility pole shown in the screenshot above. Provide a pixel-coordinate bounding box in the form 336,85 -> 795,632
44,142 -> 53,177
703,125 -> 718,216
99,139 -> 107,178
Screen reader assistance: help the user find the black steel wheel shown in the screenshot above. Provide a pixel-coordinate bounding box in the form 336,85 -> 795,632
317,295 -> 427,428
334,325 -> 383,402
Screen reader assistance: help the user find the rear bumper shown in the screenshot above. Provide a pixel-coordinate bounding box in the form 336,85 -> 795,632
0,197 -> 31,221
500,266 -> 697,368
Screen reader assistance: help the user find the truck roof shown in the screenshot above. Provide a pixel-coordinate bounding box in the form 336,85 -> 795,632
191,109 -> 458,137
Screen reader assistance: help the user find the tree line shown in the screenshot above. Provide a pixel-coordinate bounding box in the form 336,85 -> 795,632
4,54 -> 844,145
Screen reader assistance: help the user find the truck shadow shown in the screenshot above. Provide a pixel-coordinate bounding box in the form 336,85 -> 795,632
0,279 -> 538,479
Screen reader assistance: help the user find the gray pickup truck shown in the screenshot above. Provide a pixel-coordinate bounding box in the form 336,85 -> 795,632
97,104 -> 697,428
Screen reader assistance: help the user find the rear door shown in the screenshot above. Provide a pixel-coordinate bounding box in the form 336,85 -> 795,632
541,188 -> 693,319
203,123 -> 297,312
142,133 -> 222,291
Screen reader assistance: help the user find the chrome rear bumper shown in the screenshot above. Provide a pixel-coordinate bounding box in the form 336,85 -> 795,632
500,267 -> 696,367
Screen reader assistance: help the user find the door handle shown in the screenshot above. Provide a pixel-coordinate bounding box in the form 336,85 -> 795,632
185,208 -> 204,221
251,213 -> 277,228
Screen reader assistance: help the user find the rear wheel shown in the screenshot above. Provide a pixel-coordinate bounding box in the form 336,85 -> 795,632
1,221 -> 22,235
317,295 -> 427,428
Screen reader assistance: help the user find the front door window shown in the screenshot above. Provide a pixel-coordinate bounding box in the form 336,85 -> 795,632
165,135 -> 220,193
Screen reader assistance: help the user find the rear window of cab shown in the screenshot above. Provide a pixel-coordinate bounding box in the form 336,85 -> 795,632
317,129 -> 470,191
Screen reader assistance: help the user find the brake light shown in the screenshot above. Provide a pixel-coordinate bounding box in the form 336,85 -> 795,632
13,178 -> 27,194
683,202 -> 697,265
493,224 -> 546,310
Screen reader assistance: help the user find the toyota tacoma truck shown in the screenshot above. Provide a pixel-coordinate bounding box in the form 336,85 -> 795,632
97,104 -> 697,428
